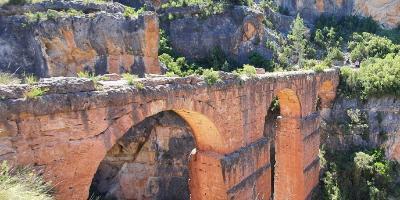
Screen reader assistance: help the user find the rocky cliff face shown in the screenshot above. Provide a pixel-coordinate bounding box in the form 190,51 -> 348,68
277,0 -> 400,28
161,6 -> 275,65
322,96 -> 400,163
0,1 -> 160,77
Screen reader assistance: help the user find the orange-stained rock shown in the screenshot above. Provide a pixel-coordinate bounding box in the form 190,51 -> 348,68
354,0 -> 400,29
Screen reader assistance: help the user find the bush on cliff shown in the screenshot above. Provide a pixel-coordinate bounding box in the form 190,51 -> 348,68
320,148 -> 400,200
348,32 -> 400,62
202,68 -> 220,85
0,161 -> 54,200
339,54 -> 400,98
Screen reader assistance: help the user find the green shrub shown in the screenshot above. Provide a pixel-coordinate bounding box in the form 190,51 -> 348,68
24,74 -> 37,85
202,69 -> 220,85
338,66 -> 362,98
248,52 -> 274,72
123,6 -> 144,19
0,73 -> 20,85
339,53 -> 400,98
159,29 -> 174,56
313,27 -> 342,51
315,15 -> 379,39
234,64 -> 257,77
357,54 -> 400,97
326,47 -> 344,61
66,9 -> 84,17
24,87 -> 48,99
257,0 -> 278,11
0,161 -> 54,200
348,32 -> 399,62
320,148 -> 400,200
122,73 -> 144,89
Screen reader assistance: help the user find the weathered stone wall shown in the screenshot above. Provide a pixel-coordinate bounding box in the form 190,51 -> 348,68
276,0 -> 400,28
0,1 -> 160,77
0,69 -> 339,200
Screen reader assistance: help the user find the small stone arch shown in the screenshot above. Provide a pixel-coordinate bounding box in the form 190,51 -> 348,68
267,88 -> 305,200
87,108 -> 226,200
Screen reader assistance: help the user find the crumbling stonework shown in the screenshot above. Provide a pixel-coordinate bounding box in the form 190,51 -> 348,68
0,69 -> 339,200
0,1 -> 160,77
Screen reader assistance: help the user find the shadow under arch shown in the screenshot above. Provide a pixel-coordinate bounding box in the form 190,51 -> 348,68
317,80 -> 336,109
316,80 -> 336,120
266,88 -> 305,200
89,108 -> 225,200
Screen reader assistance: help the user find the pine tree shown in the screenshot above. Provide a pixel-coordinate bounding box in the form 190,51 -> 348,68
287,14 -> 308,67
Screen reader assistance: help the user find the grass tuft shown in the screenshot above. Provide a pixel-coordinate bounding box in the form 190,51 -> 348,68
122,73 -> 144,89
24,87 -> 48,99
0,161 -> 54,200
0,73 -> 20,85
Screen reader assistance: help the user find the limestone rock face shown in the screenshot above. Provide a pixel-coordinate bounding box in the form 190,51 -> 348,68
322,96 -> 400,163
353,0 -> 400,29
0,1 -> 160,77
163,6 -> 273,65
276,0 -> 400,28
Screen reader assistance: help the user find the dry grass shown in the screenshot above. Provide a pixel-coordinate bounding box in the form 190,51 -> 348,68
0,161 -> 54,200
0,73 -> 20,85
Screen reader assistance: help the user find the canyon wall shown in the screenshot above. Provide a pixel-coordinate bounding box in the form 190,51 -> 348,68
161,6 -> 275,65
0,1 -> 160,77
321,96 -> 400,162
276,0 -> 400,28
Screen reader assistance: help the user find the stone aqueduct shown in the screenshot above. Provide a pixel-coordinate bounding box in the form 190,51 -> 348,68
0,70 -> 338,200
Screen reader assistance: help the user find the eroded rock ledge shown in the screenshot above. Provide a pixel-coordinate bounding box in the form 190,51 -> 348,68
0,1 -> 160,77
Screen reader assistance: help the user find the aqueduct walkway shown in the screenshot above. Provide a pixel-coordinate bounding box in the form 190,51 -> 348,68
0,69 -> 338,200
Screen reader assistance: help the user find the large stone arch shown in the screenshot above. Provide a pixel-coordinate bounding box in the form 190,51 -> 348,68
84,107 -> 227,200
271,88 -> 305,200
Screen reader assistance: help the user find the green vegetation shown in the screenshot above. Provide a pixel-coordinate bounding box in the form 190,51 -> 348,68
123,6 -> 144,19
0,161 -> 53,200
339,54 -> 400,98
202,69 -> 220,85
122,73 -> 144,89
303,60 -> 329,73
1,0 -> 43,6
0,73 -> 20,85
24,87 -> 48,99
24,9 -> 85,23
161,0 -> 226,17
348,32 -> 400,62
320,148 -> 400,200
24,74 -> 38,85
248,52 -> 273,72
234,64 -> 257,77
277,15 -> 312,68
